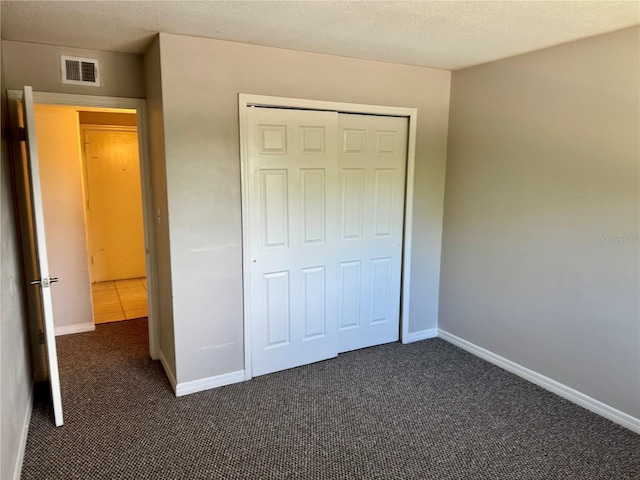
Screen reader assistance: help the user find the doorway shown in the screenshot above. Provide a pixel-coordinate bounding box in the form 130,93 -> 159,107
33,106 -> 149,329
80,119 -> 148,324
8,88 -> 159,427
8,90 -> 159,360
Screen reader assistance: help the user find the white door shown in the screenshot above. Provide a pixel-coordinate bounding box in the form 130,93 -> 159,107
248,107 -> 340,376
336,114 -> 408,352
82,127 -> 146,282
247,107 -> 408,377
20,86 -> 64,426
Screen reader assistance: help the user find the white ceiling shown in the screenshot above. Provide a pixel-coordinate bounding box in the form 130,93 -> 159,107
2,1 -> 639,70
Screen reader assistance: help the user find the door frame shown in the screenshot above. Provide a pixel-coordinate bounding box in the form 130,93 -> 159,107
7,90 -> 160,360
238,94 -> 418,380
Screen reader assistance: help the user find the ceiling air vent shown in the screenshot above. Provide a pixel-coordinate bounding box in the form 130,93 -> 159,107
60,55 -> 100,86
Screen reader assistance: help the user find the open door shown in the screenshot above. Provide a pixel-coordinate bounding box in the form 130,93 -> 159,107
16,86 -> 64,426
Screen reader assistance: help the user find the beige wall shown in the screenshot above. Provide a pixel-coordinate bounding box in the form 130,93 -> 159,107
157,33 -> 451,383
144,37 -> 176,380
2,41 -> 145,99
0,40 -> 147,475
35,105 -> 93,333
440,27 -> 640,418
0,40 -> 33,480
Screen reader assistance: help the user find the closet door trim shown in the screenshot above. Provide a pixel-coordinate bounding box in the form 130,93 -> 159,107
239,94 -> 418,380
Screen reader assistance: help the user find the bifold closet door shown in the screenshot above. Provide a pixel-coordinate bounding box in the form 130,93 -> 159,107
247,107 -> 408,377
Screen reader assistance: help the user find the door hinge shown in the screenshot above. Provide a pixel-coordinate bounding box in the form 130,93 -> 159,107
39,330 -> 45,345
18,127 -> 26,142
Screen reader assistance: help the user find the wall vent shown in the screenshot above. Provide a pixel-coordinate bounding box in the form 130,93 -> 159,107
60,55 -> 100,86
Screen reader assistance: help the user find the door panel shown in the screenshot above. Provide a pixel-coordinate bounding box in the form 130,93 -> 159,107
301,169 -> 325,244
82,128 -> 145,282
302,266 -> 326,338
248,107 -> 339,376
338,261 -> 361,330
371,257 -> 392,323
264,271 -> 290,347
19,86 -> 64,426
261,169 -> 289,248
341,169 -> 365,239
373,169 -> 396,237
337,114 -> 408,353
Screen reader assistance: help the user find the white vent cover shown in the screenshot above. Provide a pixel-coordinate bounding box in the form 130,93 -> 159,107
60,55 -> 100,86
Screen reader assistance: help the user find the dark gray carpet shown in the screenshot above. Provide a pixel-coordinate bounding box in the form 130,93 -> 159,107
22,319 -> 639,479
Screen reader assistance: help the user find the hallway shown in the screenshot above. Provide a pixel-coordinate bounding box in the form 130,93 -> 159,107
92,278 -> 148,324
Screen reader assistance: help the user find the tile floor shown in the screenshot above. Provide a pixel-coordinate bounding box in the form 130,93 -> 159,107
92,278 -> 148,324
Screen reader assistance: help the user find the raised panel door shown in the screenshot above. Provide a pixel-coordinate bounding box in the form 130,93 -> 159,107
248,108 -> 339,376
337,114 -> 408,353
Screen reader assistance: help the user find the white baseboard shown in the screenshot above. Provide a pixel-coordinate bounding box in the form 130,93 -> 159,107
175,370 -> 245,397
54,322 -> 95,336
159,350 -> 177,394
13,384 -> 33,480
438,329 -> 640,434
402,327 -> 438,344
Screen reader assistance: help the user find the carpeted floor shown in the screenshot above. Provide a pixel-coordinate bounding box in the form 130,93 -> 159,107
22,318 -> 640,479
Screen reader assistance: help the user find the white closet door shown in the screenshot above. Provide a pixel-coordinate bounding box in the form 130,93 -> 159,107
336,114 -> 408,353
248,107 -> 340,376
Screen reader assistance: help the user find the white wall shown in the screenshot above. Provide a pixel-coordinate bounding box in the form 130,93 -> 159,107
0,41 -> 33,479
440,27 -> 640,418
35,105 -> 93,334
156,33 -> 451,384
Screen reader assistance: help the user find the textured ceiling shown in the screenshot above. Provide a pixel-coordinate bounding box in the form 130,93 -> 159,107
2,1 -> 639,70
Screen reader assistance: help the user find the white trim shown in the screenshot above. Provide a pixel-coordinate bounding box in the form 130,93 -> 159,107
175,370 -> 245,397
12,385 -> 33,480
16,91 -> 140,110
241,94 -> 416,117
403,328 -> 438,344
7,90 -> 160,360
238,93 -> 418,379
54,322 -> 95,336
438,329 -> 640,434
238,97 -> 252,382
400,113 -> 418,345
159,350 -> 177,394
